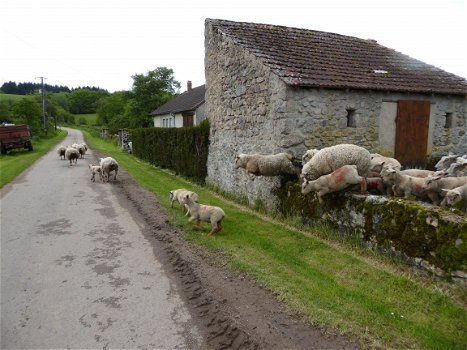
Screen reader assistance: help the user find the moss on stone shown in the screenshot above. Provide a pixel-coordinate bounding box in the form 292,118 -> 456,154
274,182 -> 467,273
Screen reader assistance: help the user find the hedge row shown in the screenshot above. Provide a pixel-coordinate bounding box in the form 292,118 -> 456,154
130,120 -> 210,182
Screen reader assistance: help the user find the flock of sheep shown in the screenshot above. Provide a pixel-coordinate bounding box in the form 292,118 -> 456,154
235,144 -> 467,210
56,143 -> 119,183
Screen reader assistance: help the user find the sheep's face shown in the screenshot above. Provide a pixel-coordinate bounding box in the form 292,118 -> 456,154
301,179 -> 313,194
435,154 -> 458,171
443,189 -> 461,205
189,192 -> 199,203
234,155 -> 245,169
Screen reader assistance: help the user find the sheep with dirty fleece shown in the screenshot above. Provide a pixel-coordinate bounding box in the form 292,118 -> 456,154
88,164 -> 103,182
388,170 -> 431,202
57,145 -> 66,160
65,146 -> 80,166
182,194 -> 225,235
301,164 -> 363,203
440,183 -> 467,210
235,152 -> 300,179
170,189 -> 199,216
301,144 -> 371,194
99,157 -> 119,182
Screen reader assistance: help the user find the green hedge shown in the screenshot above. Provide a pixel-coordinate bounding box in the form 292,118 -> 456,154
130,120 -> 210,182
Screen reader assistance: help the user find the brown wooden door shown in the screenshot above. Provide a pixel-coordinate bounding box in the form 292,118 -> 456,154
183,112 -> 194,127
394,100 -> 431,168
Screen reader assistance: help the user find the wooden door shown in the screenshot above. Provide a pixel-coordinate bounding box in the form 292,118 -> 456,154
394,100 -> 431,168
182,112 -> 194,127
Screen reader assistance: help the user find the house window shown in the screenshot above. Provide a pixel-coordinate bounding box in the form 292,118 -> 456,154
444,112 -> 453,128
346,109 -> 356,128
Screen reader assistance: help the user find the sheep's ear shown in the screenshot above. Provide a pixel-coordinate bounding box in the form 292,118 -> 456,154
440,189 -> 449,193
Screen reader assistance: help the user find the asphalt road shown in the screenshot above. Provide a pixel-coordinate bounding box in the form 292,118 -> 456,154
1,128 -> 204,349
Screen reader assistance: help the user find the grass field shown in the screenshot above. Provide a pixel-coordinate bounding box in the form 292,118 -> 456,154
0,130 -> 67,188
81,127 -> 466,350
74,113 -> 98,126
0,93 -> 28,103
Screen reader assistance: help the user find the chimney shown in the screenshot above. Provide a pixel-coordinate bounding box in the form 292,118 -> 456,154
187,80 -> 192,92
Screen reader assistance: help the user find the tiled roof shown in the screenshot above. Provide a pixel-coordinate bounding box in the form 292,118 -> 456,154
207,19 -> 466,95
149,85 -> 206,116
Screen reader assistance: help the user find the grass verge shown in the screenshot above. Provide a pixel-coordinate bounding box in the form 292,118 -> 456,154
0,129 -> 67,188
82,127 -> 466,350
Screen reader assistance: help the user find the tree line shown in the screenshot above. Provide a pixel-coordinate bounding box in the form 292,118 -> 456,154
0,67 -> 181,135
0,81 -> 105,95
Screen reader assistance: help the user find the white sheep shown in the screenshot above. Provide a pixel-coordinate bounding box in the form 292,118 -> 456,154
72,143 -> 86,159
169,189 -> 199,216
369,155 -> 401,176
435,154 -> 459,171
57,145 -> 66,160
424,175 -> 467,205
389,170 -> 430,201
301,149 -> 320,165
235,152 -> 300,179
88,164 -> 103,182
381,166 -> 434,196
440,183 -> 467,210
65,146 -> 80,166
182,194 -> 225,235
99,157 -> 119,182
301,164 -> 363,203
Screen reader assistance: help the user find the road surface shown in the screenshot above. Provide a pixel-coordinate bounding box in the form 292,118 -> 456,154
1,128 -> 204,349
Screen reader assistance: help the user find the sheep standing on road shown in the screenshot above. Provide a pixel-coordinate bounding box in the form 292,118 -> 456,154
170,189 -> 199,216
72,143 -> 86,159
57,145 -> 66,160
301,164 -> 363,203
88,164 -> 103,182
65,147 -> 80,166
235,152 -> 300,179
182,194 -> 225,235
99,157 -> 119,182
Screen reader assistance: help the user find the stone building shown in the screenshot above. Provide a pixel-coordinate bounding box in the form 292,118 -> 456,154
149,81 -> 206,128
204,18 -> 467,210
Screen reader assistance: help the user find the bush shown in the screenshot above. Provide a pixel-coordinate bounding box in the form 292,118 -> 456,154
131,120 -> 210,182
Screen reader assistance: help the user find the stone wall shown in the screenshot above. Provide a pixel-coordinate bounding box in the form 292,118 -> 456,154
205,21 -> 466,210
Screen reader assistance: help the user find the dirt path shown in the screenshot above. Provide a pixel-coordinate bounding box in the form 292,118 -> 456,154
110,156 -> 361,349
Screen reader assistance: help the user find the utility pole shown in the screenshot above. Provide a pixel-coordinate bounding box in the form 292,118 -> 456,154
36,77 -> 47,135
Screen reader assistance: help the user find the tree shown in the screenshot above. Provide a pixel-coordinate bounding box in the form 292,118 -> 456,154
67,88 -> 109,114
10,97 -> 42,133
128,67 -> 180,128
96,91 -> 130,128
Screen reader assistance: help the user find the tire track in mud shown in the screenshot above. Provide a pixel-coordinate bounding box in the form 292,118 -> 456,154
99,155 -> 360,350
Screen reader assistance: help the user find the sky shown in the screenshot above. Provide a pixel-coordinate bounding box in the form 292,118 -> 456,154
1,0 -> 466,93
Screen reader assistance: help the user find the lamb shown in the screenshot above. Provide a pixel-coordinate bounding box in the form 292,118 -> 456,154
440,183 -> 467,210
57,145 -> 66,160
182,194 -> 225,235
389,170 -> 429,201
65,146 -> 80,166
444,161 -> 467,177
235,152 -> 300,179
301,149 -> 320,165
301,165 -> 363,203
169,189 -> 199,216
424,176 -> 467,205
380,166 -> 434,196
88,164 -> 103,182
99,157 -> 119,182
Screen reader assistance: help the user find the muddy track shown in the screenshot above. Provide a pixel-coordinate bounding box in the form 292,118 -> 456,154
104,157 -> 360,350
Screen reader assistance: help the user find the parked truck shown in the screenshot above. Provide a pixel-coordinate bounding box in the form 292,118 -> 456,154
0,124 -> 33,154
